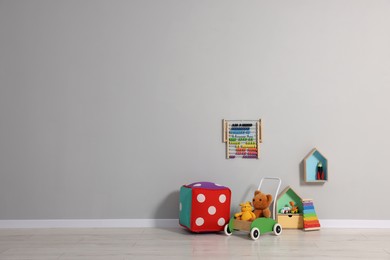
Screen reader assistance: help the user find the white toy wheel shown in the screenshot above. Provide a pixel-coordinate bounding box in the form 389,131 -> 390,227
250,227 -> 260,240
273,223 -> 282,236
224,224 -> 232,236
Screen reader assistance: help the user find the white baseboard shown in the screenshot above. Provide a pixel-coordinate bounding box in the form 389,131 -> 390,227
0,219 -> 389,229
320,219 -> 390,229
0,219 -> 178,228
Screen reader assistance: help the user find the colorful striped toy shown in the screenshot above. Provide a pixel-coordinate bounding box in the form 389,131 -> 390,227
302,199 -> 321,231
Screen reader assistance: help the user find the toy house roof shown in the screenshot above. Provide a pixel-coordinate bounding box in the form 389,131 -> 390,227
277,186 -> 302,201
303,148 -> 327,161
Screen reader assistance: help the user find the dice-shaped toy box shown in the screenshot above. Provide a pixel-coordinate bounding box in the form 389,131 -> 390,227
179,182 -> 231,232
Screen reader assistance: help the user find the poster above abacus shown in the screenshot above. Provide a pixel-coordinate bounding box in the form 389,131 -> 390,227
222,119 -> 262,159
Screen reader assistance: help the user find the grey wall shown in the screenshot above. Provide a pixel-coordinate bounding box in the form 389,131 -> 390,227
1,0 -> 390,220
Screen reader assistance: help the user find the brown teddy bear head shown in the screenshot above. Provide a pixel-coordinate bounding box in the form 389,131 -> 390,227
252,190 -> 273,210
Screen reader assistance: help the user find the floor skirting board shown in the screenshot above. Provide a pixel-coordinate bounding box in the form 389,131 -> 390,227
0,219 -> 179,228
0,219 -> 389,229
320,219 -> 390,229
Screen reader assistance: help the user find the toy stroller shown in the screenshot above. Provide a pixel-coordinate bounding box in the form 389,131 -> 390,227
224,177 -> 282,240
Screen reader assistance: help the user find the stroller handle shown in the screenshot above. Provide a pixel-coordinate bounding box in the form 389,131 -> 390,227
257,177 -> 282,220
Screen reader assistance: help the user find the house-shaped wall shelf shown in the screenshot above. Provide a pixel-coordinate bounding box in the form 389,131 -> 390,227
276,186 -> 303,229
303,148 -> 328,183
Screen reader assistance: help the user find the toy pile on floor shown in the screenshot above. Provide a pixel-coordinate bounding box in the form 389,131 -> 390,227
179,178 -> 321,240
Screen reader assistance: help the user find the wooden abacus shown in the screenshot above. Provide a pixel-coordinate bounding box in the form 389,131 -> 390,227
222,119 -> 262,159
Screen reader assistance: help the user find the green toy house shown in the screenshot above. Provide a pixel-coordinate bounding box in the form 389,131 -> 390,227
276,186 -> 303,229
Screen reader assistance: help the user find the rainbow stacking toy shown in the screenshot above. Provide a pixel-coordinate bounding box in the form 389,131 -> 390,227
302,199 -> 321,231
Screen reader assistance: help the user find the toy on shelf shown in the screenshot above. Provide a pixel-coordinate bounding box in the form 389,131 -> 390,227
290,201 -> 299,214
234,201 -> 256,221
303,148 -> 328,183
302,199 -> 321,231
222,119 -> 262,159
224,177 -> 283,240
280,206 -> 291,214
316,162 -> 324,180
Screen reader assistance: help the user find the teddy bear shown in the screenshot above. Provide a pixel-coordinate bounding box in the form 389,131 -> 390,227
252,190 -> 273,218
234,201 -> 256,221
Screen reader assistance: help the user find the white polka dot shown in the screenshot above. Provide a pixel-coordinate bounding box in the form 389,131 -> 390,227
208,206 -> 216,215
193,183 -> 202,187
195,217 -> 204,226
197,194 -> 206,203
217,218 -> 225,226
179,202 -> 182,211
219,194 -> 226,203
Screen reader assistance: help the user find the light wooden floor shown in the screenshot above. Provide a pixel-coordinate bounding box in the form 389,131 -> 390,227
0,228 -> 390,259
